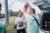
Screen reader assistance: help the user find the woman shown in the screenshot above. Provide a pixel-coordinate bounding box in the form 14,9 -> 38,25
15,11 -> 26,33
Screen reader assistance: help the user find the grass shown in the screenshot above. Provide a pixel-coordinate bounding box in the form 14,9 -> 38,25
6,17 -> 27,33
6,17 -> 16,33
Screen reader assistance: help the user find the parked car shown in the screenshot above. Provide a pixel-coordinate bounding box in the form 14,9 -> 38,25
39,3 -> 50,33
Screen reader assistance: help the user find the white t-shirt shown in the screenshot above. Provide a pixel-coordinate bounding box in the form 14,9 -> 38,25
15,16 -> 25,30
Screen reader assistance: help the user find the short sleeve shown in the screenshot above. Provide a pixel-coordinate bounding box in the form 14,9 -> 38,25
24,13 -> 33,22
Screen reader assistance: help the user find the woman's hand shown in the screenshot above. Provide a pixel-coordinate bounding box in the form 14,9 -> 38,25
17,22 -> 23,27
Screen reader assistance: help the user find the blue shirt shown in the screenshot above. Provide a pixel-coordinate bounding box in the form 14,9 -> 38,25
0,21 -> 5,33
24,13 -> 39,33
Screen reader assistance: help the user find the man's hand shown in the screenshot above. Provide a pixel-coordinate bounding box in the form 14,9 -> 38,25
22,2 -> 29,14
24,2 -> 29,8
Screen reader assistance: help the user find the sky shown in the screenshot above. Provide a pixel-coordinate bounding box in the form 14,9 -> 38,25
0,0 -> 41,14
8,0 -> 41,14
8,0 -> 35,11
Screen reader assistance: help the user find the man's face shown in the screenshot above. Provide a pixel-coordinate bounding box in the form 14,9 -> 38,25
29,9 -> 35,16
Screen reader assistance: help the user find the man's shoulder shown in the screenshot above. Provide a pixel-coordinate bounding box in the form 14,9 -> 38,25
35,14 -> 40,19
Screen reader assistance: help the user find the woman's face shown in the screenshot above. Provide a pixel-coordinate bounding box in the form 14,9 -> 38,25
18,13 -> 23,17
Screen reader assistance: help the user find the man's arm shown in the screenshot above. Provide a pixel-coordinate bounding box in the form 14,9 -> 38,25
22,2 -> 29,14
22,2 -> 33,22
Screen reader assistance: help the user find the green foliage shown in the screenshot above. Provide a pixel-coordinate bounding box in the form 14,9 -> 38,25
6,17 -> 16,33
8,12 -> 18,17
6,22 -> 17,33
8,10 -> 18,17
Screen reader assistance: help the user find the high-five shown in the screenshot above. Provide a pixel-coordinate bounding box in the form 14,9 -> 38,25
22,2 -> 40,33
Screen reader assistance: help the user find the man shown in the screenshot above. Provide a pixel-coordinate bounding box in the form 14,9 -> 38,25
15,11 -> 26,33
22,2 -> 40,33
0,3 -> 5,33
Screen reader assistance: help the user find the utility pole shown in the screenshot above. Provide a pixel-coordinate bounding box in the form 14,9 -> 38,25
5,0 -> 9,25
